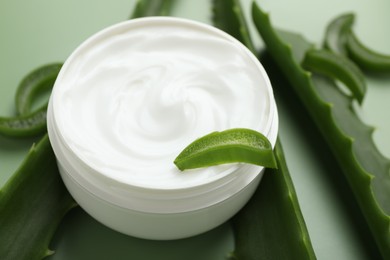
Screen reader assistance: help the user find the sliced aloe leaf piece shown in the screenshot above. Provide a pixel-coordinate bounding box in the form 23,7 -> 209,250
0,64 -> 61,138
323,13 -> 355,55
324,13 -> 390,73
174,128 -> 277,170
302,49 -> 366,104
15,63 -> 62,115
0,105 -> 48,138
346,30 -> 390,73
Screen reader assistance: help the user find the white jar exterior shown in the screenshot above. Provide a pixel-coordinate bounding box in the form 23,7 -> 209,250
47,17 -> 278,240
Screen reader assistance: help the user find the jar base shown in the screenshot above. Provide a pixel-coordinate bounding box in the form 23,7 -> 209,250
58,161 -> 263,240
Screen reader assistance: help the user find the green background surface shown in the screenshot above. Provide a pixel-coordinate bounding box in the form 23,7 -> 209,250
1,0 -> 389,259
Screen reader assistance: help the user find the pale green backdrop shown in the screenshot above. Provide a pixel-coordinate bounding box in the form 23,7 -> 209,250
1,0 -> 389,259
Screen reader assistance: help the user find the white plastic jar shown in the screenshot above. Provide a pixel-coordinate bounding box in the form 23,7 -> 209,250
47,17 -> 278,240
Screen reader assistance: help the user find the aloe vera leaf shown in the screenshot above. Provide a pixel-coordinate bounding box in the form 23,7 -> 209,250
230,139 -> 316,260
0,105 -> 47,138
212,0 -> 256,53
131,0 -> 175,18
346,30 -> 390,73
0,135 -> 76,260
15,63 -> 62,115
212,1 -> 316,259
302,49 -> 366,104
174,128 -> 277,170
251,2 -> 390,258
324,13 -> 390,73
0,64 -> 61,138
323,13 -> 355,55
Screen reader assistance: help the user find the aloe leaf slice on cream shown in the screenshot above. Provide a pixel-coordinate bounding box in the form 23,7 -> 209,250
174,128 -> 277,170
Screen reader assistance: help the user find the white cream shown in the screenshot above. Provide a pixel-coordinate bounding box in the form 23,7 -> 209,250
48,17 -> 278,239
51,18 -> 273,189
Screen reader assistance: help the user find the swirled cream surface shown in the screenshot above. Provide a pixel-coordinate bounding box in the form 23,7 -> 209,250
51,18 -> 273,189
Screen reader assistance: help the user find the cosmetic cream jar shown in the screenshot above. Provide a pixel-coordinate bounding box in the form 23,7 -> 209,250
47,17 -> 278,240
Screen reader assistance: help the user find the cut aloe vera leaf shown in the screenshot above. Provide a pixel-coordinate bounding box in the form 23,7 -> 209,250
0,64 -> 61,138
324,13 -> 390,73
174,128 -> 277,170
346,30 -> 390,73
252,2 -> 390,258
302,49 -> 366,104
0,135 -> 76,260
0,105 -> 47,138
15,63 -> 62,115
323,13 -> 355,55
